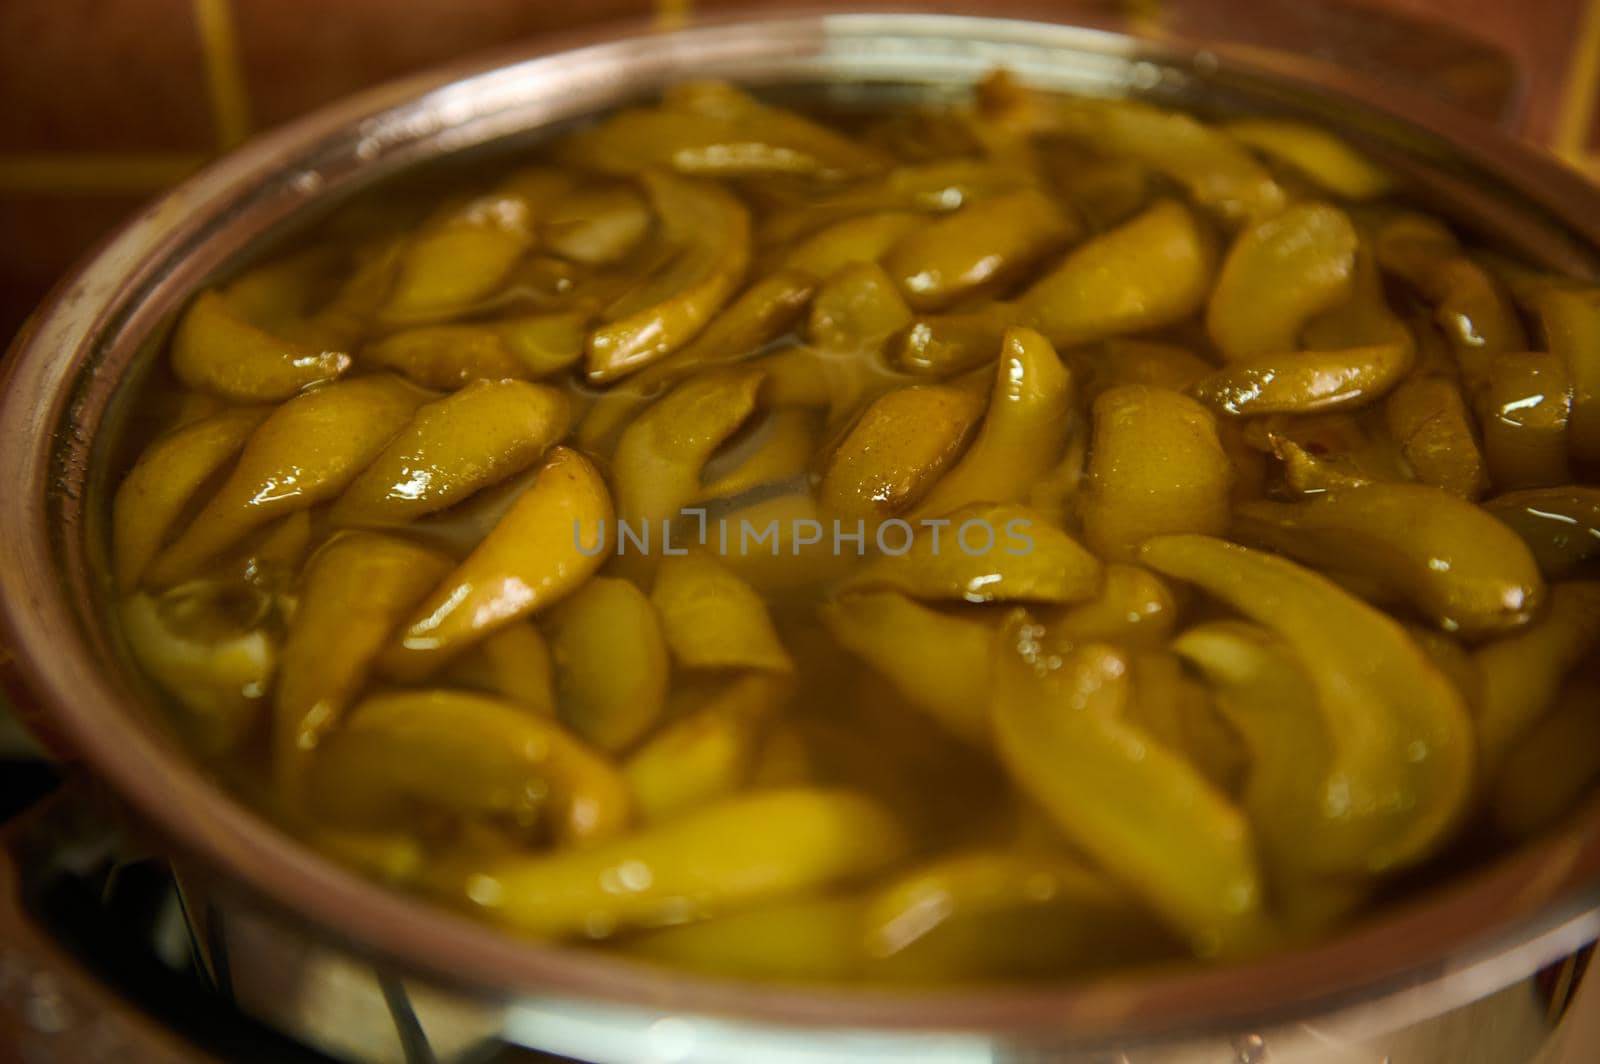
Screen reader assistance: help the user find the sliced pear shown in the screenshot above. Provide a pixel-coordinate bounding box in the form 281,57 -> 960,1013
585,172 -> 750,383
1140,534 -> 1476,875
1233,481 -> 1545,638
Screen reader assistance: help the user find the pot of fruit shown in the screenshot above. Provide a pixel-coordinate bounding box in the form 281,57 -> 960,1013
0,10 -> 1597,1063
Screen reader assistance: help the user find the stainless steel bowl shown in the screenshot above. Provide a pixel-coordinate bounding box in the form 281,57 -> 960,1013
2,11 -> 1599,1063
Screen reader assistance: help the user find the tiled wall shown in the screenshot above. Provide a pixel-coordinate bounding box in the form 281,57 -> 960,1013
1,0 -> 1596,345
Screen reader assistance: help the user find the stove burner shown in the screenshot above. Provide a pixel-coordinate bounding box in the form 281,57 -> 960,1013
0,759 -> 574,1062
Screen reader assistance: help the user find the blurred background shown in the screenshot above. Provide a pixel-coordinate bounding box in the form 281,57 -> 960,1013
2,0 -> 1599,350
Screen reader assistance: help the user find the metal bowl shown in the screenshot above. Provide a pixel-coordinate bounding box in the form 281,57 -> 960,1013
2,11 -> 1599,1062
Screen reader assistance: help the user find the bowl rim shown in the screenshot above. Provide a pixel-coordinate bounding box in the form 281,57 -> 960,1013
2,6 -> 1599,1047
